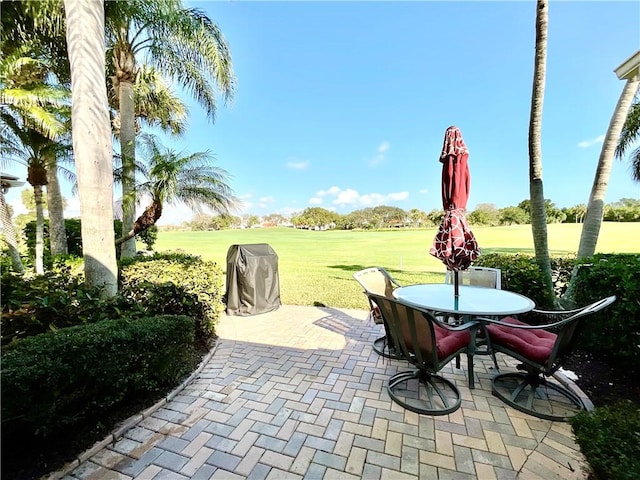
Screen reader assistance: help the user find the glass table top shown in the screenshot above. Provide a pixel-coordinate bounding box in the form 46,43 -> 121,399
393,284 -> 535,316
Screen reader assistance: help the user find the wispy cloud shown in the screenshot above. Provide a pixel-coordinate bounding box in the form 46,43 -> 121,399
577,134 -> 605,149
369,141 -> 390,166
286,160 -> 310,170
258,196 -> 275,208
314,186 -> 409,208
309,197 -> 323,205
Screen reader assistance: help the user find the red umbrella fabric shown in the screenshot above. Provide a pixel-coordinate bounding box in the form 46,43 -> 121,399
429,126 -> 480,272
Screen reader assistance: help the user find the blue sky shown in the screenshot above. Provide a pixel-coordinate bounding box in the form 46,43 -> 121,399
5,0 -> 640,224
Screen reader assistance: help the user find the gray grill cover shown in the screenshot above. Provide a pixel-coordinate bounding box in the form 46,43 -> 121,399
225,243 -> 281,316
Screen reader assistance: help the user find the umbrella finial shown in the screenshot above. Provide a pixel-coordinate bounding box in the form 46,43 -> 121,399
440,126 -> 468,161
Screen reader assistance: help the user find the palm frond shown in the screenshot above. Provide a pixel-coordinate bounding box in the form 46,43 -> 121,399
616,97 -> 640,159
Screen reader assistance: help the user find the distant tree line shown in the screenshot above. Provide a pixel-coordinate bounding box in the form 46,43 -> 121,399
180,198 -> 640,231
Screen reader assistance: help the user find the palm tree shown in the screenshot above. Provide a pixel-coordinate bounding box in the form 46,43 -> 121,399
2,2 -> 73,258
616,93 -> 640,182
115,135 -> 236,245
528,0 -> 555,306
2,128 -> 68,273
1,49 -> 72,272
63,0 -> 118,297
577,56 -> 640,259
105,0 -> 235,258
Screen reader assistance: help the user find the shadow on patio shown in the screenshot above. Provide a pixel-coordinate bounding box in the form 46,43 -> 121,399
58,305 -> 587,480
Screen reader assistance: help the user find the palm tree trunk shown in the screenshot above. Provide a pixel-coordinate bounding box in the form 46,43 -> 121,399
577,78 -> 640,259
0,192 -> 24,273
33,185 -> 45,274
115,201 -> 162,246
528,0 -> 554,307
46,157 -> 69,255
64,0 -> 118,298
119,78 -> 137,258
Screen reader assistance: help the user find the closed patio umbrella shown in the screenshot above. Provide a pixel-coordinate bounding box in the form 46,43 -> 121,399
429,126 -> 480,298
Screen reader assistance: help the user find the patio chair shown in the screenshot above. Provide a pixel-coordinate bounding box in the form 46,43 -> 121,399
369,292 -> 476,415
483,295 -> 616,421
445,266 -> 502,289
353,267 -> 404,359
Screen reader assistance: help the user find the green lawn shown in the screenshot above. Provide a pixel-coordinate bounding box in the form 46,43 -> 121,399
153,222 -> 640,310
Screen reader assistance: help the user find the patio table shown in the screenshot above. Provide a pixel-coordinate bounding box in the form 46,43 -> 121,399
393,283 -> 535,389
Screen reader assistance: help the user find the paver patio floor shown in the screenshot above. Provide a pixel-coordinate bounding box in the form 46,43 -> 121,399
59,305 -> 588,479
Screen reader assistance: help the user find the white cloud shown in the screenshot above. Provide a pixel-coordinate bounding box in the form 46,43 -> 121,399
313,186 -> 409,208
334,188 -> 361,205
577,134 -> 605,148
286,160 -> 309,170
419,188 -> 429,194
370,141 -> 390,166
387,192 -> 410,201
317,186 -> 341,197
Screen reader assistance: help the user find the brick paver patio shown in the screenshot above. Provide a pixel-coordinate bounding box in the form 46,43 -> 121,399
56,305 -> 589,479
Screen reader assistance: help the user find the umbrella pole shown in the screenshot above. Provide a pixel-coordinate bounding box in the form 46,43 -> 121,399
454,271 -> 459,297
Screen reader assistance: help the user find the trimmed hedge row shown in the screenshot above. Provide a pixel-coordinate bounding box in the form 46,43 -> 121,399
473,252 -> 575,309
572,254 -> 640,362
119,252 -> 225,340
570,401 -> 640,480
1,315 -> 197,441
1,252 -> 225,348
474,252 -> 640,364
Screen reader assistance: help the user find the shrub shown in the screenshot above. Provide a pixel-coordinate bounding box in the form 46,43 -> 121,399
570,401 -> 640,480
571,254 -> 640,362
1,267 -> 108,347
1,315 -> 197,475
475,252 -> 640,367
119,252 -> 225,341
1,252 -> 225,347
473,253 -> 575,308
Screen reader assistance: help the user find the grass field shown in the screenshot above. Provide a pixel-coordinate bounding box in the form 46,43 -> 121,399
153,222 -> 640,310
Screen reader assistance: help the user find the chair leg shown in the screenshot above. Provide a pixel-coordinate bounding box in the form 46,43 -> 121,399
372,320 -> 405,360
387,369 -> 462,416
491,372 -> 586,421
372,335 -> 404,359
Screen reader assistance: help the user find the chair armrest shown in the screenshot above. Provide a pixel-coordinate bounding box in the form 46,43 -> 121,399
414,306 -> 479,332
472,316 -> 570,330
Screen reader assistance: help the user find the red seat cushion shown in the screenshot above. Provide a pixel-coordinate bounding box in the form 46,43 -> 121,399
486,316 -> 556,365
433,323 -> 471,360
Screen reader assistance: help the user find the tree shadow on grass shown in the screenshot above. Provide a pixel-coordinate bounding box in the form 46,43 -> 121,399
327,264 -> 442,277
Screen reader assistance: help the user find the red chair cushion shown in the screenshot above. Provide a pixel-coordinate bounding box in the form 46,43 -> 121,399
486,316 -> 557,365
433,323 -> 471,360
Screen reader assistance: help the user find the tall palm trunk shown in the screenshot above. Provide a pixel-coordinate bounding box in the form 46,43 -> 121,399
27,163 -> 47,274
64,0 -> 118,297
577,78 -> 640,258
0,192 -> 24,273
33,184 -> 45,274
46,156 -> 68,255
528,0 -> 555,307
119,79 -> 137,258
114,40 -> 137,259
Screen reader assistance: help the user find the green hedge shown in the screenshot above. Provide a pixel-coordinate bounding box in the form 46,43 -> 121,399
474,252 -> 640,365
570,401 -> 640,480
1,253 -> 225,347
1,315 -> 196,441
119,252 -> 225,340
571,254 -> 640,362
474,253 -> 575,309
